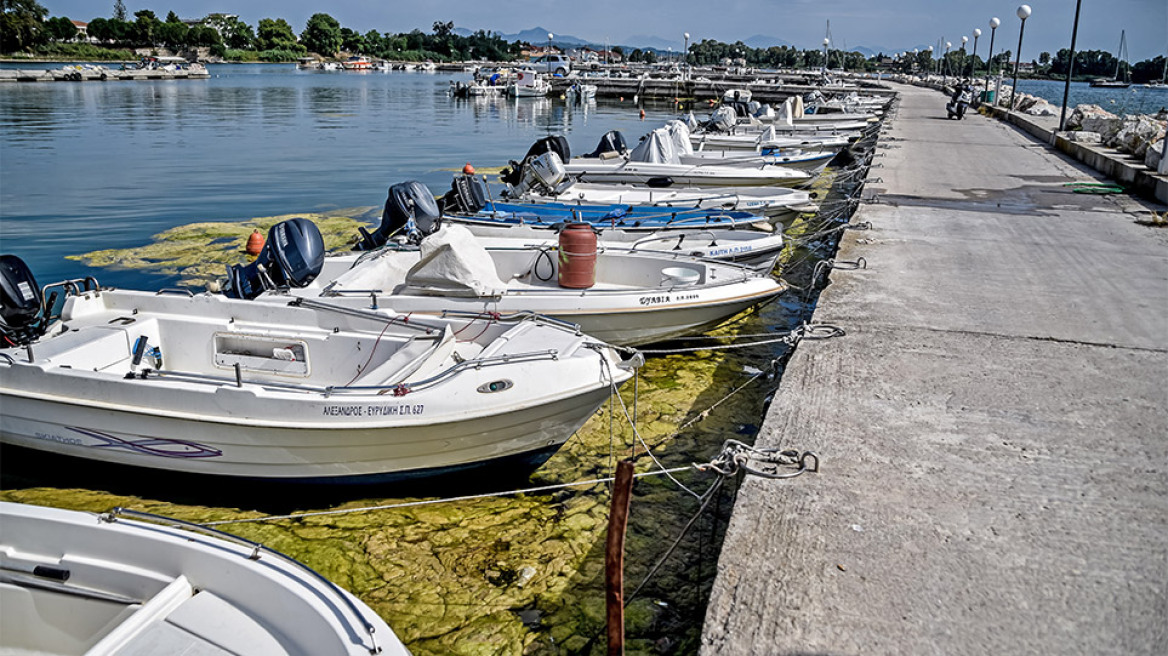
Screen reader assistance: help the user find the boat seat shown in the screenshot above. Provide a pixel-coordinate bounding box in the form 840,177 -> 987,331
352,326 -> 455,388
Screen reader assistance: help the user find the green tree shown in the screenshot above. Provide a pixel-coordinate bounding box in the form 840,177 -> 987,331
112,0 -> 125,21
43,15 -> 76,42
432,21 -> 453,39
301,12 -> 340,55
132,9 -> 158,46
1,0 -> 49,51
209,14 -> 253,50
256,17 -> 300,51
157,20 -> 187,48
186,25 -> 220,48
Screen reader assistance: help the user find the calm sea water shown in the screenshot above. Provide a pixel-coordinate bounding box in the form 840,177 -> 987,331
0,63 -> 674,288
1003,77 -> 1168,115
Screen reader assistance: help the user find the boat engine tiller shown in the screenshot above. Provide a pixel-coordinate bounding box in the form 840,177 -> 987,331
358,180 -> 441,250
223,218 -> 325,300
0,254 -> 48,346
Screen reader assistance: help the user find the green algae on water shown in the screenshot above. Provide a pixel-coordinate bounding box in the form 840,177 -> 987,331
67,208 -> 378,288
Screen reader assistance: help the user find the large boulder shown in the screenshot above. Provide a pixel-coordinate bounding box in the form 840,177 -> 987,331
1081,115 -> 1126,142
1110,115 -> 1167,158
1146,139 -> 1164,172
1065,131 -> 1102,144
1065,104 -> 1116,130
1023,99 -> 1059,117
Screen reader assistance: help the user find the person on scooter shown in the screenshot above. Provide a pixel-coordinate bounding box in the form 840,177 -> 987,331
948,81 -> 973,119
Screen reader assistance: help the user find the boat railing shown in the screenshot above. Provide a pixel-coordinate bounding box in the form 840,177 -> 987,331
100,507 -> 383,655
146,347 -> 564,395
42,276 -> 101,322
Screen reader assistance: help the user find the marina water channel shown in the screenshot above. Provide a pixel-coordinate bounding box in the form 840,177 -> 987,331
0,64 -> 862,654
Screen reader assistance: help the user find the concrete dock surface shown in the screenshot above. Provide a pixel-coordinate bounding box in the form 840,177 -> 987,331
701,82 -> 1167,655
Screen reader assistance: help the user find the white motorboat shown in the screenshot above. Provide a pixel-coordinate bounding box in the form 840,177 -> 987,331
689,125 -> 854,153
0,236 -> 635,483
565,82 -> 597,102
507,68 -> 550,97
663,120 -> 835,173
436,216 -> 786,273
0,501 -> 410,655
498,154 -> 817,221
309,222 -> 785,347
558,130 -> 812,188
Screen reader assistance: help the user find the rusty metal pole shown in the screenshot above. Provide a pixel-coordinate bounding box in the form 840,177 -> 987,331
605,459 -> 635,656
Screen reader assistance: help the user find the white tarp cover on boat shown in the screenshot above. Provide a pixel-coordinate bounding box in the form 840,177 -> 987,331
664,120 -> 694,155
329,251 -> 420,293
683,112 -> 700,131
774,98 -> 795,126
757,125 -> 777,143
628,129 -> 680,164
404,225 -> 506,297
708,106 -> 737,132
754,103 -> 775,121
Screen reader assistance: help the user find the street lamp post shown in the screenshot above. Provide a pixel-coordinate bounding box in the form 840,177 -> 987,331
547,32 -> 553,74
1010,5 -> 1031,111
913,48 -> 919,76
683,32 -> 689,77
1058,0 -> 1083,131
970,29 -> 981,79
943,41 -> 951,85
985,17 -> 1000,98
822,37 -> 830,74
926,45 -> 933,79
961,36 -> 968,80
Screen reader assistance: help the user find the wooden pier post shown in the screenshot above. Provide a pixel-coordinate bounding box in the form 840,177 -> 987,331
605,459 -> 635,656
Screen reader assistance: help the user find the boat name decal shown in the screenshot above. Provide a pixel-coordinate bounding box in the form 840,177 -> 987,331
707,245 -> 754,256
55,427 -> 223,458
323,403 -> 425,417
639,293 -> 700,306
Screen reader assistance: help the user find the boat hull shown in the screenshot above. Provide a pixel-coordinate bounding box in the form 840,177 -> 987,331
0,375 -> 612,482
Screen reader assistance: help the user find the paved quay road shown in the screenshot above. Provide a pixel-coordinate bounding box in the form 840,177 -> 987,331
702,82 -> 1168,655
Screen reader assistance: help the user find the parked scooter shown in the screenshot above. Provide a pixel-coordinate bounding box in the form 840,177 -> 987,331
946,84 -> 973,120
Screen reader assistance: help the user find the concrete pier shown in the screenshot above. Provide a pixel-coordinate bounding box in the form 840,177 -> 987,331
702,82 -> 1168,654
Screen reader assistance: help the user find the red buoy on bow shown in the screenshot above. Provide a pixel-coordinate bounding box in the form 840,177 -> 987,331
245,229 -> 265,256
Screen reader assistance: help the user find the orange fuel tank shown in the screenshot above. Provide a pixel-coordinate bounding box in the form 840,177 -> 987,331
557,222 -> 597,289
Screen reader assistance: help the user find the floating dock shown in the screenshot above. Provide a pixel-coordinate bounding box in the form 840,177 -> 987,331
702,82 -> 1168,654
0,68 -> 210,82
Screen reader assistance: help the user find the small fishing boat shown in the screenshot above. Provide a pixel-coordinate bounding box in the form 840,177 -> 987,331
495,149 -> 817,220
553,131 -> 812,188
1090,31 -> 1132,88
0,231 -> 636,483
327,193 -> 786,346
341,55 -> 372,71
662,121 -> 836,173
565,82 -> 597,102
507,69 -> 550,97
0,501 -> 410,655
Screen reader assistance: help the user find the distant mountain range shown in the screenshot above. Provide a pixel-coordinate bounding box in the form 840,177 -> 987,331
454,26 -> 892,56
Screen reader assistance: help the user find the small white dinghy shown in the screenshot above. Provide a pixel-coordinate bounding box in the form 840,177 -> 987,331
502,150 -> 817,221
305,221 -> 785,347
559,129 -> 812,187
0,501 -> 409,655
0,230 -> 636,483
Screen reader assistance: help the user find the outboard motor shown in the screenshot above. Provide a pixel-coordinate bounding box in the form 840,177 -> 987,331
0,254 -> 48,346
519,151 -> 568,194
441,173 -> 491,214
223,218 -> 325,300
520,136 -> 570,165
585,130 -> 628,158
357,180 -> 442,250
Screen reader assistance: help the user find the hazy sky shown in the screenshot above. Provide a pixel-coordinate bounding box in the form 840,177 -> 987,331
43,0 -> 1167,62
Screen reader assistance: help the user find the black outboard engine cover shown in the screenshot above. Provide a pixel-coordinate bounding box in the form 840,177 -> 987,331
441,174 -> 490,214
0,254 -> 47,346
586,130 -> 628,158
521,136 -> 571,165
223,218 -> 325,300
358,180 -> 442,251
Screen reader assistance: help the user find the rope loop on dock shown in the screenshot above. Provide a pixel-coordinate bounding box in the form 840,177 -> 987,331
700,439 -> 820,480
